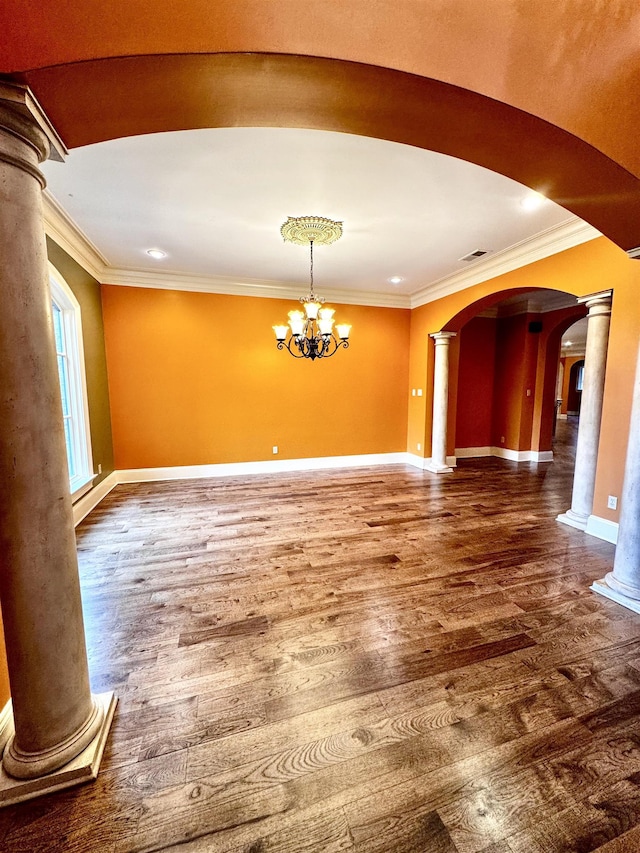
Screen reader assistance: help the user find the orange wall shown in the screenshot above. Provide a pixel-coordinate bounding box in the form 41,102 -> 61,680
490,314 -> 538,452
455,317 -> 496,449
593,278 -> 640,521
406,303 -> 433,457
102,286 -> 410,468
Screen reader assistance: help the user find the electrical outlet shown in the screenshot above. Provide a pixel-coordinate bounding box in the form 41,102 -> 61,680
501,436 -> 505,444
607,495 -> 618,510
412,389 -> 416,396
97,463 -> 102,474
417,388 -> 423,397
526,389 -> 532,397
417,442 -> 421,451
272,446 -> 278,455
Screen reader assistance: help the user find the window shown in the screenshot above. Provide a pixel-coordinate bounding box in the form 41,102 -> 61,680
576,363 -> 585,392
49,265 -> 94,498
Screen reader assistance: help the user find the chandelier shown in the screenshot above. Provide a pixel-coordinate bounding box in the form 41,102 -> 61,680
273,216 -> 351,360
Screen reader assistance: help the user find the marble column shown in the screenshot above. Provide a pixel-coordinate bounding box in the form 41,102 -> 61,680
426,332 -> 456,474
0,82 -> 115,806
557,291 -> 612,530
592,339 -> 640,613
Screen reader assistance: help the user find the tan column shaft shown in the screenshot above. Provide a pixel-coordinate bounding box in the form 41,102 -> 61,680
426,332 -> 455,474
603,339 -> 640,600
557,292 -> 612,531
0,93 -> 103,779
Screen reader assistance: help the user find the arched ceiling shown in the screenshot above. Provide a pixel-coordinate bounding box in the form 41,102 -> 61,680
41,127 -> 575,298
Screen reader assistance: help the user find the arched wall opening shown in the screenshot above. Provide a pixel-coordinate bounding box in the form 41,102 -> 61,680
409,285 -> 588,466
566,359 -> 586,417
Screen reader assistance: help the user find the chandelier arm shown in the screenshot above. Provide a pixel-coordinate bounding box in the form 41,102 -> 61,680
276,338 -> 306,358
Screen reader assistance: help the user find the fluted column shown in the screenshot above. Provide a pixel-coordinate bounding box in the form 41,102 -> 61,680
557,291 -> 612,530
0,82 -> 114,805
426,332 -> 456,474
592,340 -> 640,612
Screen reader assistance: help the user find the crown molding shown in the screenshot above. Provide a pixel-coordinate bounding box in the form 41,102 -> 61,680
102,268 -> 411,308
43,192 -> 108,282
627,246 -> 640,259
409,218 -> 601,309
42,193 -> 598,311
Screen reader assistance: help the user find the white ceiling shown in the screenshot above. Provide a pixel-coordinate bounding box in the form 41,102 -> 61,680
42,127 -> 579,300
562,317 -> 588,354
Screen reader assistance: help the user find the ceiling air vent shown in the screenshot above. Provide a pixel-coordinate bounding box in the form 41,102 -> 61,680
459,249 -> 490,262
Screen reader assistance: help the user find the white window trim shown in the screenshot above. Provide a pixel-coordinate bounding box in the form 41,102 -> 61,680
49,263 -> 95,500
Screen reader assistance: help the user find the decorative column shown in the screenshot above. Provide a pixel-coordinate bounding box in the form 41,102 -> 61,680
592,340 -> 640,613
426,332 -> 456,474
557,291 -> 612,530
0,82 -> 115,806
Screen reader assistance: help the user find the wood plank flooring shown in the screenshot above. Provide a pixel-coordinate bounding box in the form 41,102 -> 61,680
3,420 -> 640,852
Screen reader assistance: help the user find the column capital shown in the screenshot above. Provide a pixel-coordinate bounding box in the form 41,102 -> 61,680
577,290 -> 612,316
430,331 -> 457,344
0,79 -> 67,188
0,79 -> 67,161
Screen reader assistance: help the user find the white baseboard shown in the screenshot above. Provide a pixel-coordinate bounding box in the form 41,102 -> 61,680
406,454 -> 456,470
531,450 -> 554,462
73,472 -> 119,527
456,446 -> 553,463
585,514 -> 619,545
117,452 -> 412,484
455,446 -> 492,458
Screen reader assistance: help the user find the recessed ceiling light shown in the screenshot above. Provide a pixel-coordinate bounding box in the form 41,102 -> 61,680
565,341 -> 572,346
388,276 -> 404,285
520,191 -> 546,211
146,248 -> 167,259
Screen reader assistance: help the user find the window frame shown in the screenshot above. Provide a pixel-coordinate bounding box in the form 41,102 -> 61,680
49,263 -> 95,500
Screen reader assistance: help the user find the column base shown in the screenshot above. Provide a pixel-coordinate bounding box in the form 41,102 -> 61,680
425,462 -> 454,474
556,508 -> 588,531
591,577 -> 640,615
0,691 -> 117,808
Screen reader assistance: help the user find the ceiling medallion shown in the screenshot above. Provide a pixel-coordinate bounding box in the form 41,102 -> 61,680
280,215 -> 343,246
273,216 -> 351,361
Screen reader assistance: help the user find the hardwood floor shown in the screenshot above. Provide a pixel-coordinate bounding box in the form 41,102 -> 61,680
3,420 -> 640,852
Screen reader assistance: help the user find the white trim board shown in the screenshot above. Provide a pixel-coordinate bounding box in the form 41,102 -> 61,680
455,446 -> 553,463
409,219 -> 600,308
405,454 -> 457,471
72,472 -> 118,527
585,514 -> 619,545
118,452 -> 413,483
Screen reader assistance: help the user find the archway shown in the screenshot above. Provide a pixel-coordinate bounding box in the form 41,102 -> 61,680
442,287 -> 586,464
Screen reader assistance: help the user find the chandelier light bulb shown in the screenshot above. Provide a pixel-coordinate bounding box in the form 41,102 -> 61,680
304,301 -> 321,320
273,325 -> 288,342
287,310 -> 305,337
